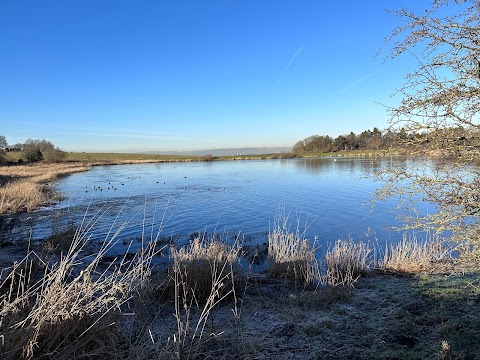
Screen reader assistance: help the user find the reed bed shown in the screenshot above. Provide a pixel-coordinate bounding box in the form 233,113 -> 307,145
0,163 -> 88,181
0,163 -> 89,215
0,180 -> 48,214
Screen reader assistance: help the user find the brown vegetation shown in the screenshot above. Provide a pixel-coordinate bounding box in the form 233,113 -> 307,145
324,240 -> 371,288
2,219 -> 474,359
379,236 -> 451,274
267,212 -> 320,286
0,163 -> 89,215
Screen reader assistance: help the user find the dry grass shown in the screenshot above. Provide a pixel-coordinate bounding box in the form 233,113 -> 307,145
168,237 -> 242,358
267,213 -> 320,286
0,199 -> 465,359
42,225 -> 78,255
170,237 -> 241,304
379,235 -> 451,274
324,240 -> 372,288
0,162 -> 88,181
0,163 -> 89,215
0,180 -> 49,214
0,217 -> 159,360
0,230 -> 470,360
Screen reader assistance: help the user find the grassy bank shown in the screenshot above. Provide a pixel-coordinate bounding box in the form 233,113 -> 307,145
1,221 -> 477,359
0,163 -> 90,214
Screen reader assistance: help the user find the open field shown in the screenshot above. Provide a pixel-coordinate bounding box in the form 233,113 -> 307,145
4,149 -> 398,164
63,152 -> 207,162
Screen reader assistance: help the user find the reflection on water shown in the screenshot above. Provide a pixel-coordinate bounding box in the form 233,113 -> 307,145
2,156 -> 421,250
293,156 -> 395,176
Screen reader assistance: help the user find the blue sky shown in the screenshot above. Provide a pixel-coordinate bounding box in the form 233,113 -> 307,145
0,0 -> 429,152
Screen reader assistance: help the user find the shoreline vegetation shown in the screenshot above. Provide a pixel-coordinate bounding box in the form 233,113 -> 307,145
0,149 -> 396,216
1,217 -> 478,359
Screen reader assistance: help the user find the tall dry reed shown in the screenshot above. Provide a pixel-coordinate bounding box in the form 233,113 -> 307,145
0,180 -> 48,214
170,236 -> 241,304
379,235 -> 450,273
268,209 -> 320,285
0,212 -> 160,360
0,163 -> 88,215
170,236 -> 241,359
324,240 -> 372,288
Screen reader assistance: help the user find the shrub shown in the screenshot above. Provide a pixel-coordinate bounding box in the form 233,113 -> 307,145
22,139 -> 65,163
24,148 -> 43,162
203,154 -> 215,162
42,147 -> 66,162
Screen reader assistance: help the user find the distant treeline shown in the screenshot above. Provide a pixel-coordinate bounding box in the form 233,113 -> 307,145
293,127 -> 440,153
293,128 -> 398,153
293,126 -> 480,155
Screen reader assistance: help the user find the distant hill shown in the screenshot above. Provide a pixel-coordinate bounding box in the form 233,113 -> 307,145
140,147 -> 292,156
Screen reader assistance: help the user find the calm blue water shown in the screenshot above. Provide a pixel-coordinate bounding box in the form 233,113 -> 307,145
3,157 -> 427,249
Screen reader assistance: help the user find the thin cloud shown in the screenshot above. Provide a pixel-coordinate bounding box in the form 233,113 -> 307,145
15,130 -> 201,142
275,44 -> 304,88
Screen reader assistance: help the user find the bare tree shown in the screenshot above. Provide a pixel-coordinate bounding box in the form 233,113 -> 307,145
23,139 -> 66,162
377,0 -> 480,257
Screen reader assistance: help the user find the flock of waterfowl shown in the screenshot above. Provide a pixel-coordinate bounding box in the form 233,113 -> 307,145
83,178 -> 225,193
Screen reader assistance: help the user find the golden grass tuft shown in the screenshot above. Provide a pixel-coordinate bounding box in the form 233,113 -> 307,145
0,180 -> 48,213
268,221 -> 320,286
324,240 -> 372,288
170,237 -> 242,358
171,237 -> 241,304
379,235 -> 450,274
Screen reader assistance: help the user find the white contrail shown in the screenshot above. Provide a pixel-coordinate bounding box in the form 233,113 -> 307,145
342,64 -> 391,93
275,44 -> 304,88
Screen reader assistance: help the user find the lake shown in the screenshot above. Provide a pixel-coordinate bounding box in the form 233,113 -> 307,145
1,156 -> 424,251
